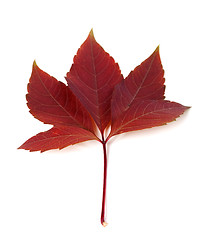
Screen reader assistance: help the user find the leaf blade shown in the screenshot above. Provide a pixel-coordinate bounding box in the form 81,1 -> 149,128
66,30 -> 123,133
111,46 -> 165,120
110,100 -> 189,137
18,126 -> 98,152
27,61 -> 95,132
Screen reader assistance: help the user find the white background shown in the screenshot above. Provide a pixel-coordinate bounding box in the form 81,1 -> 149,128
0,0 -> 201,239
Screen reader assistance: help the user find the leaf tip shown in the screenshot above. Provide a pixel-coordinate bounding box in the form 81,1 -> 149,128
17,143 -> 27,151
32,60 -> 39,71
184,105 -> 191,111
155,45 -> 160,52
33,60 -> 37,67
89,28 -> 95,39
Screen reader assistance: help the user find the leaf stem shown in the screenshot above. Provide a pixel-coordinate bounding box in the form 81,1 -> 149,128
101,135 -> 108,227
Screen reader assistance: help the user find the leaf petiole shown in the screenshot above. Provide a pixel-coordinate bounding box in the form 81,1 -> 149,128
101,135 -> 108,227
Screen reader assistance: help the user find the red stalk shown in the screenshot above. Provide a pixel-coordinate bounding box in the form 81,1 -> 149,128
101,135 -> 108,227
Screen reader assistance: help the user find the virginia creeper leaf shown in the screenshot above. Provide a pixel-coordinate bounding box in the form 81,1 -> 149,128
27,61 -> 95,132
109,100 -> 189,137
111,46 -> 165,121
19,126 -> 98,152
19,29 -> 190,226
66,30 -> 123,133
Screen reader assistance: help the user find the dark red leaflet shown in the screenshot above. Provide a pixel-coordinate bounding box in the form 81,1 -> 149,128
66,30 -> 123,133
111,46 -> 165,122
18,126 -> 98,152
109,100 -> 189,137
27,61 -> 95,133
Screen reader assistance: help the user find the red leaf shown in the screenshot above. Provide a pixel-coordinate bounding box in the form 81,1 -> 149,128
27,61 -> 95,132
18,126 -> 98,152
19,30 -> 190,226
66,30 -> 123,133
111,46 -> 165,121
109,100 -> 189,137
